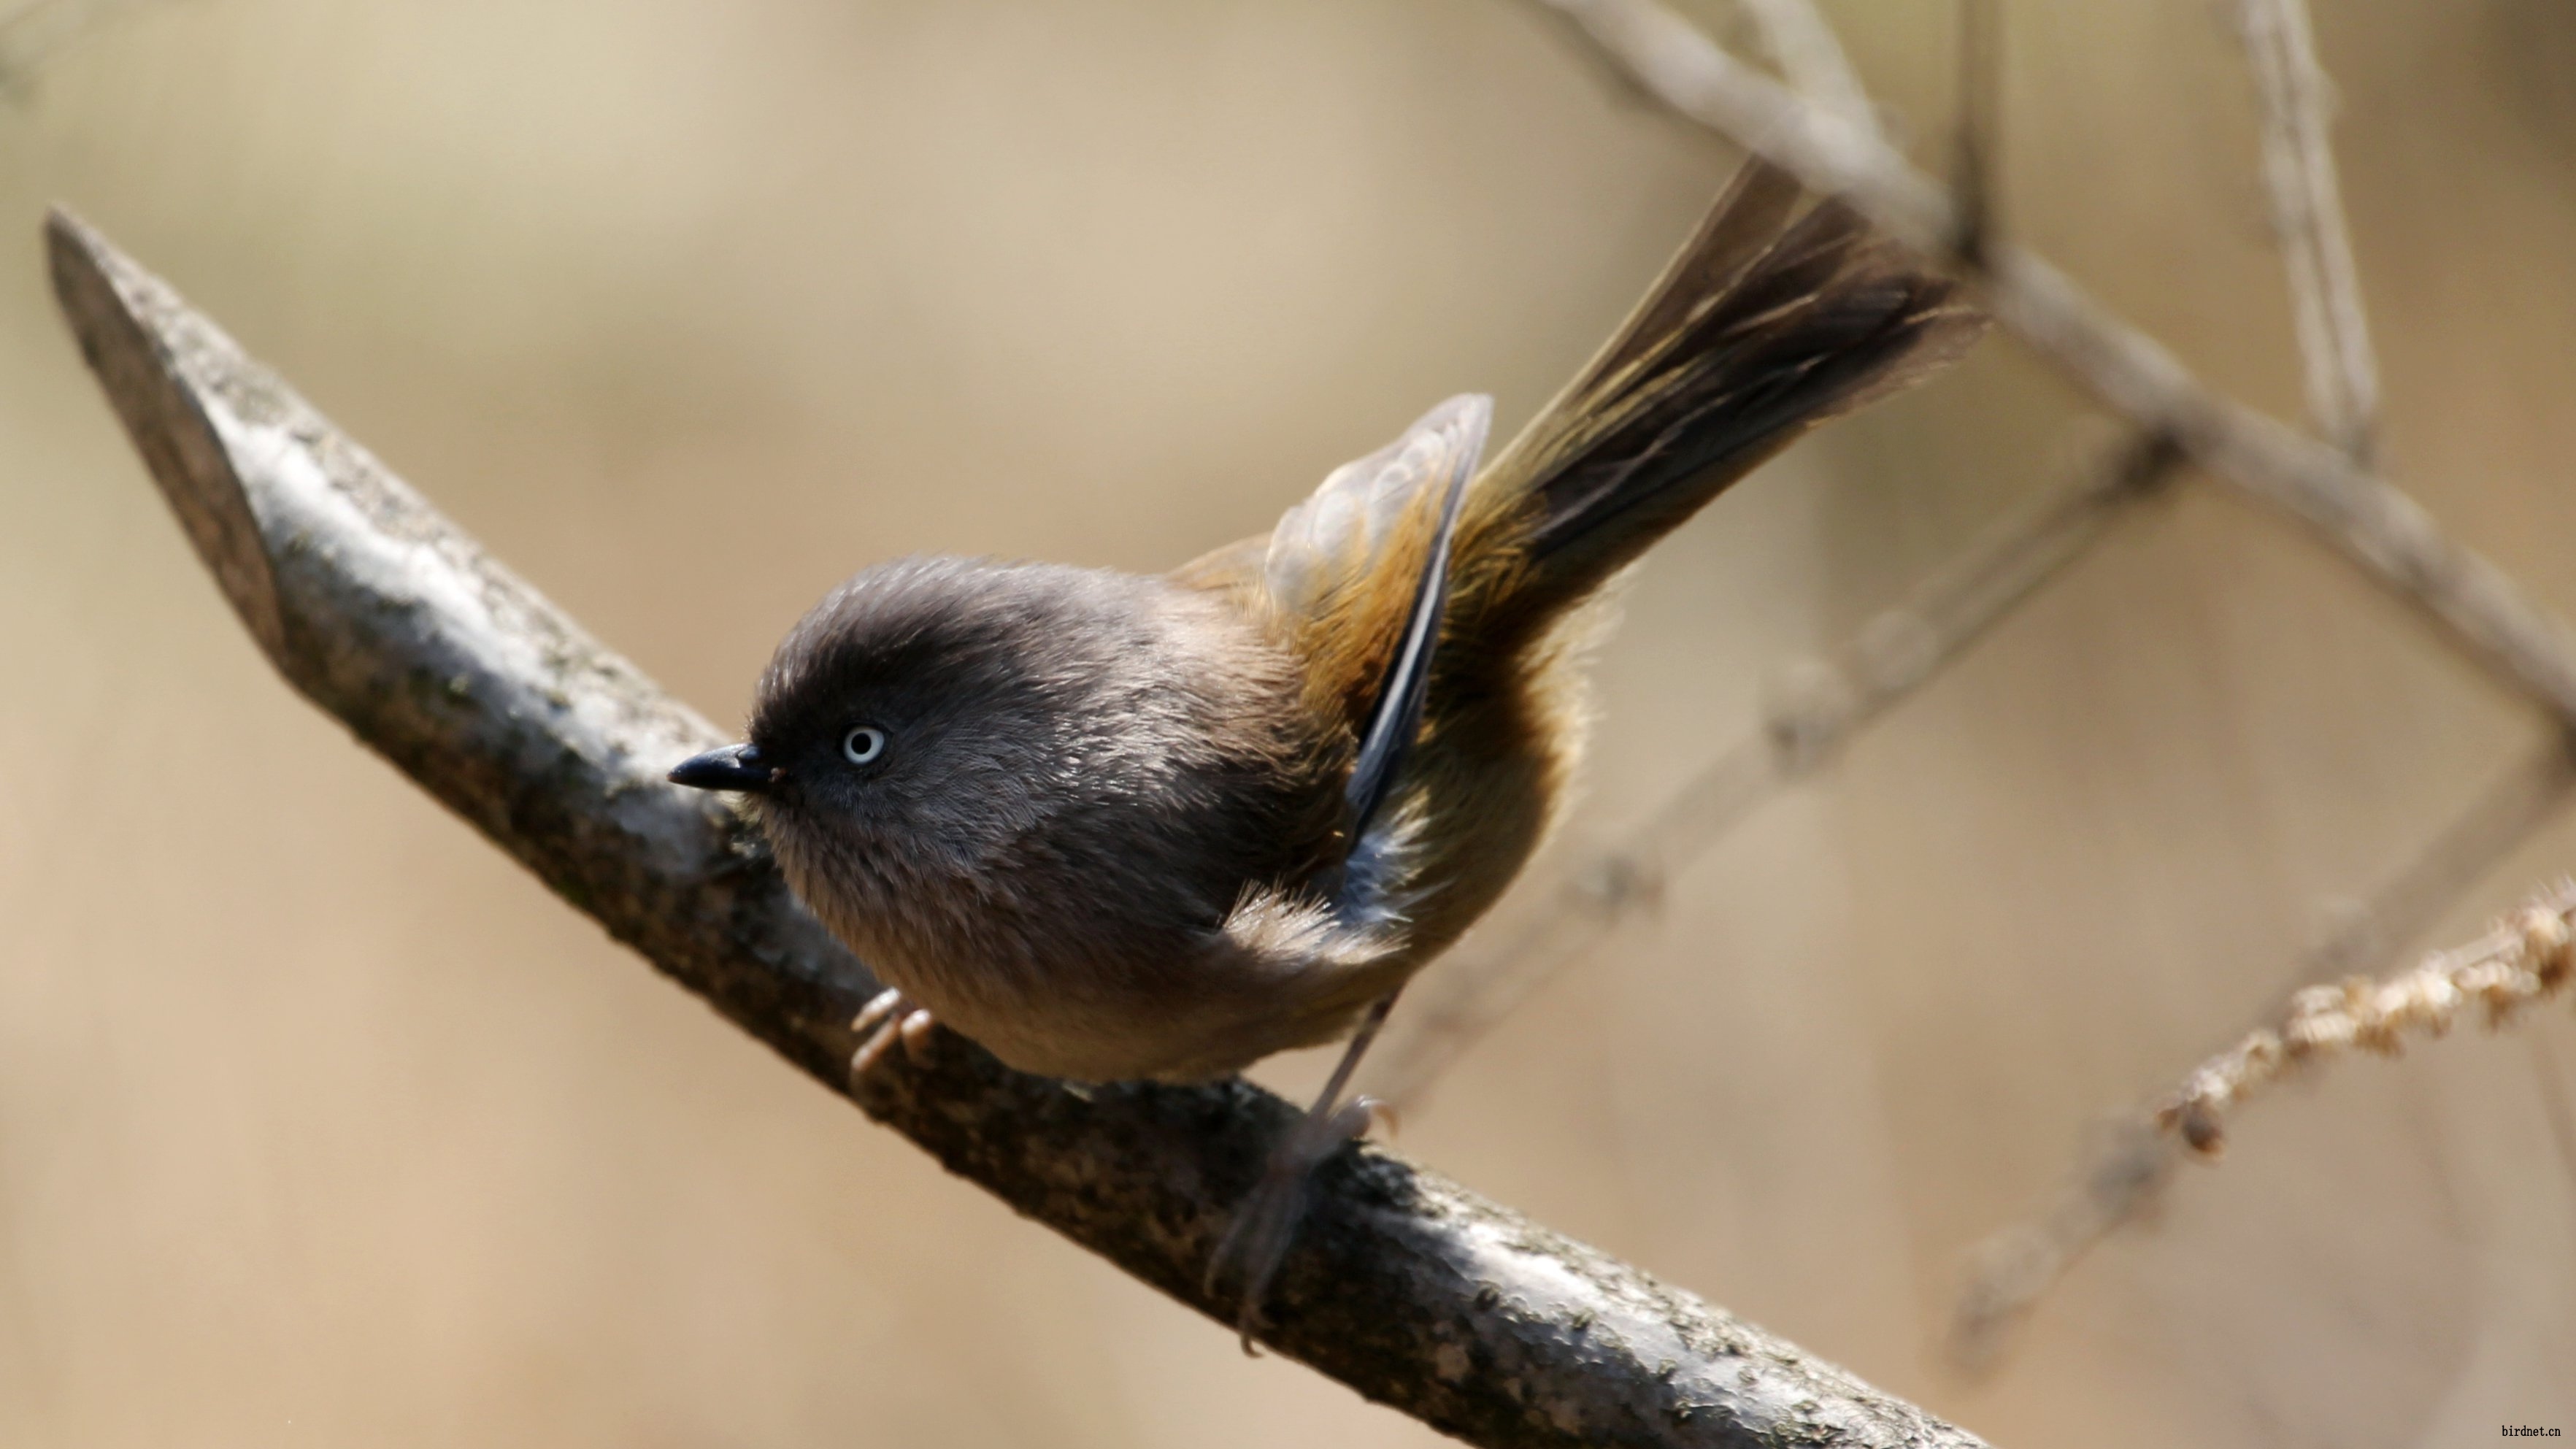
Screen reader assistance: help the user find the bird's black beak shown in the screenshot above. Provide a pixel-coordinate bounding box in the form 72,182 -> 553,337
669,742 -> 774,793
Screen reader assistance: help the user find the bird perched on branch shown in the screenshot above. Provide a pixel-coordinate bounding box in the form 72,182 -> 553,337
670,158 -> 1983,1336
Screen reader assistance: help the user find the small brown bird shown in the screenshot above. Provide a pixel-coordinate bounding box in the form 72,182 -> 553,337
672,159 -> 1981,1328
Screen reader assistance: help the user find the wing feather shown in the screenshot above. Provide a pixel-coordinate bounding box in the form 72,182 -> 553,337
1260,394 -> 1491,628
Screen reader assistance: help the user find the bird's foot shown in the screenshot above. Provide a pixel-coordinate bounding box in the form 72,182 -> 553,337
847,987 -> 939,1086
1204,1092 -> 1388,1353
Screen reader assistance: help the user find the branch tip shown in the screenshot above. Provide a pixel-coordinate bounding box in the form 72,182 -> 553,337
46,203 -> 289,663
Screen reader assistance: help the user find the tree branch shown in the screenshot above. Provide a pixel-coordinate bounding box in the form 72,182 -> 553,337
45,210 -> 1996,1449
1732,0 -> 1875,141
2158,880 -> 2576,1154
2236,0 -> 2380,466
1947,729 -> 2576,1368
1530,0 -> 2576,730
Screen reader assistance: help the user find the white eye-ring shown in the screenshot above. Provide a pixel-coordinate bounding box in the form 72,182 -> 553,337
841,726 -> 888,766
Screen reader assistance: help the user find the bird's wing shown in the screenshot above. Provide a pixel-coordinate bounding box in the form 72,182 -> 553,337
1257,395 -> 1489,834
1256,394 -> 1491,631
1333,402 -> 1479,832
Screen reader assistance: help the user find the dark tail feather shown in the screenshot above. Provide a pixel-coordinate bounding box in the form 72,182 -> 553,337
1488,161 -> 1985,615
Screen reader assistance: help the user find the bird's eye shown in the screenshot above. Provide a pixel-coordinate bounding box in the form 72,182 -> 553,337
841,726 -> 888,766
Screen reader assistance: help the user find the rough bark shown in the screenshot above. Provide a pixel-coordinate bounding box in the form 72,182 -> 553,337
45,207 -> 1993,1449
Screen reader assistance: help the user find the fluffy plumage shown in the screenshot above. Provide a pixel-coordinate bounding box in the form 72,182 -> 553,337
726,160 -> 1984,1083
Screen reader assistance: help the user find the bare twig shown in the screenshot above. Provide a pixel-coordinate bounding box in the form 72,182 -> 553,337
1529,0 -> 2576,731
1946,1115 -> 2174,1379
47,211 -> 1999,1449
1733,0 -> 1875,141
1513,0 -> 2576,1369
1948,0 -> 2002,266
1373,431 -> 2184,1107
2159,883 -> 2576,1156
2236,0 -> 2380,465
1946,731 -> 2576,1369
2300,739 -> 2576,984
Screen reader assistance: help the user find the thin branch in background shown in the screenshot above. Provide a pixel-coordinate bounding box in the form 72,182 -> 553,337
50,207 -> 2000,1449
1946,731 -> 2576,1370
1372,429 -> 2183,1109
2299,745 -> 2576,987
1733,0 -> 1877,140
1939,0 -> 2545,1368
1529,0 -> 2576,732
1949,0 -> 2002,266
1946,1115 -> 2173,1380
2236,0 -> 2381,466
1526,0 -> 2576,1377
2158,880 -> 2576,1156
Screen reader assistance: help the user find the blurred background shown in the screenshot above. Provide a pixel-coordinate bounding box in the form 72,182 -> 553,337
3,0 -> 2574,1443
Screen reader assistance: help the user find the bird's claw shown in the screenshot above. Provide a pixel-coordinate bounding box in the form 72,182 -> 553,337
1204,1094 -> 1386,1353
847,987 -> 938,1088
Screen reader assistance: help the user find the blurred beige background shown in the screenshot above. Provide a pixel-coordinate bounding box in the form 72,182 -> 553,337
4,0 -> 2575,1443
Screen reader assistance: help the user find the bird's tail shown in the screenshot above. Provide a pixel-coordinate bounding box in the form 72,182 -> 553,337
1462,161 -> 1985,636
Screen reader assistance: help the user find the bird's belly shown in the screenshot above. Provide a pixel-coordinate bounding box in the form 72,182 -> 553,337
875,948 -> 1350,1083
866,920 -> 1396,1084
